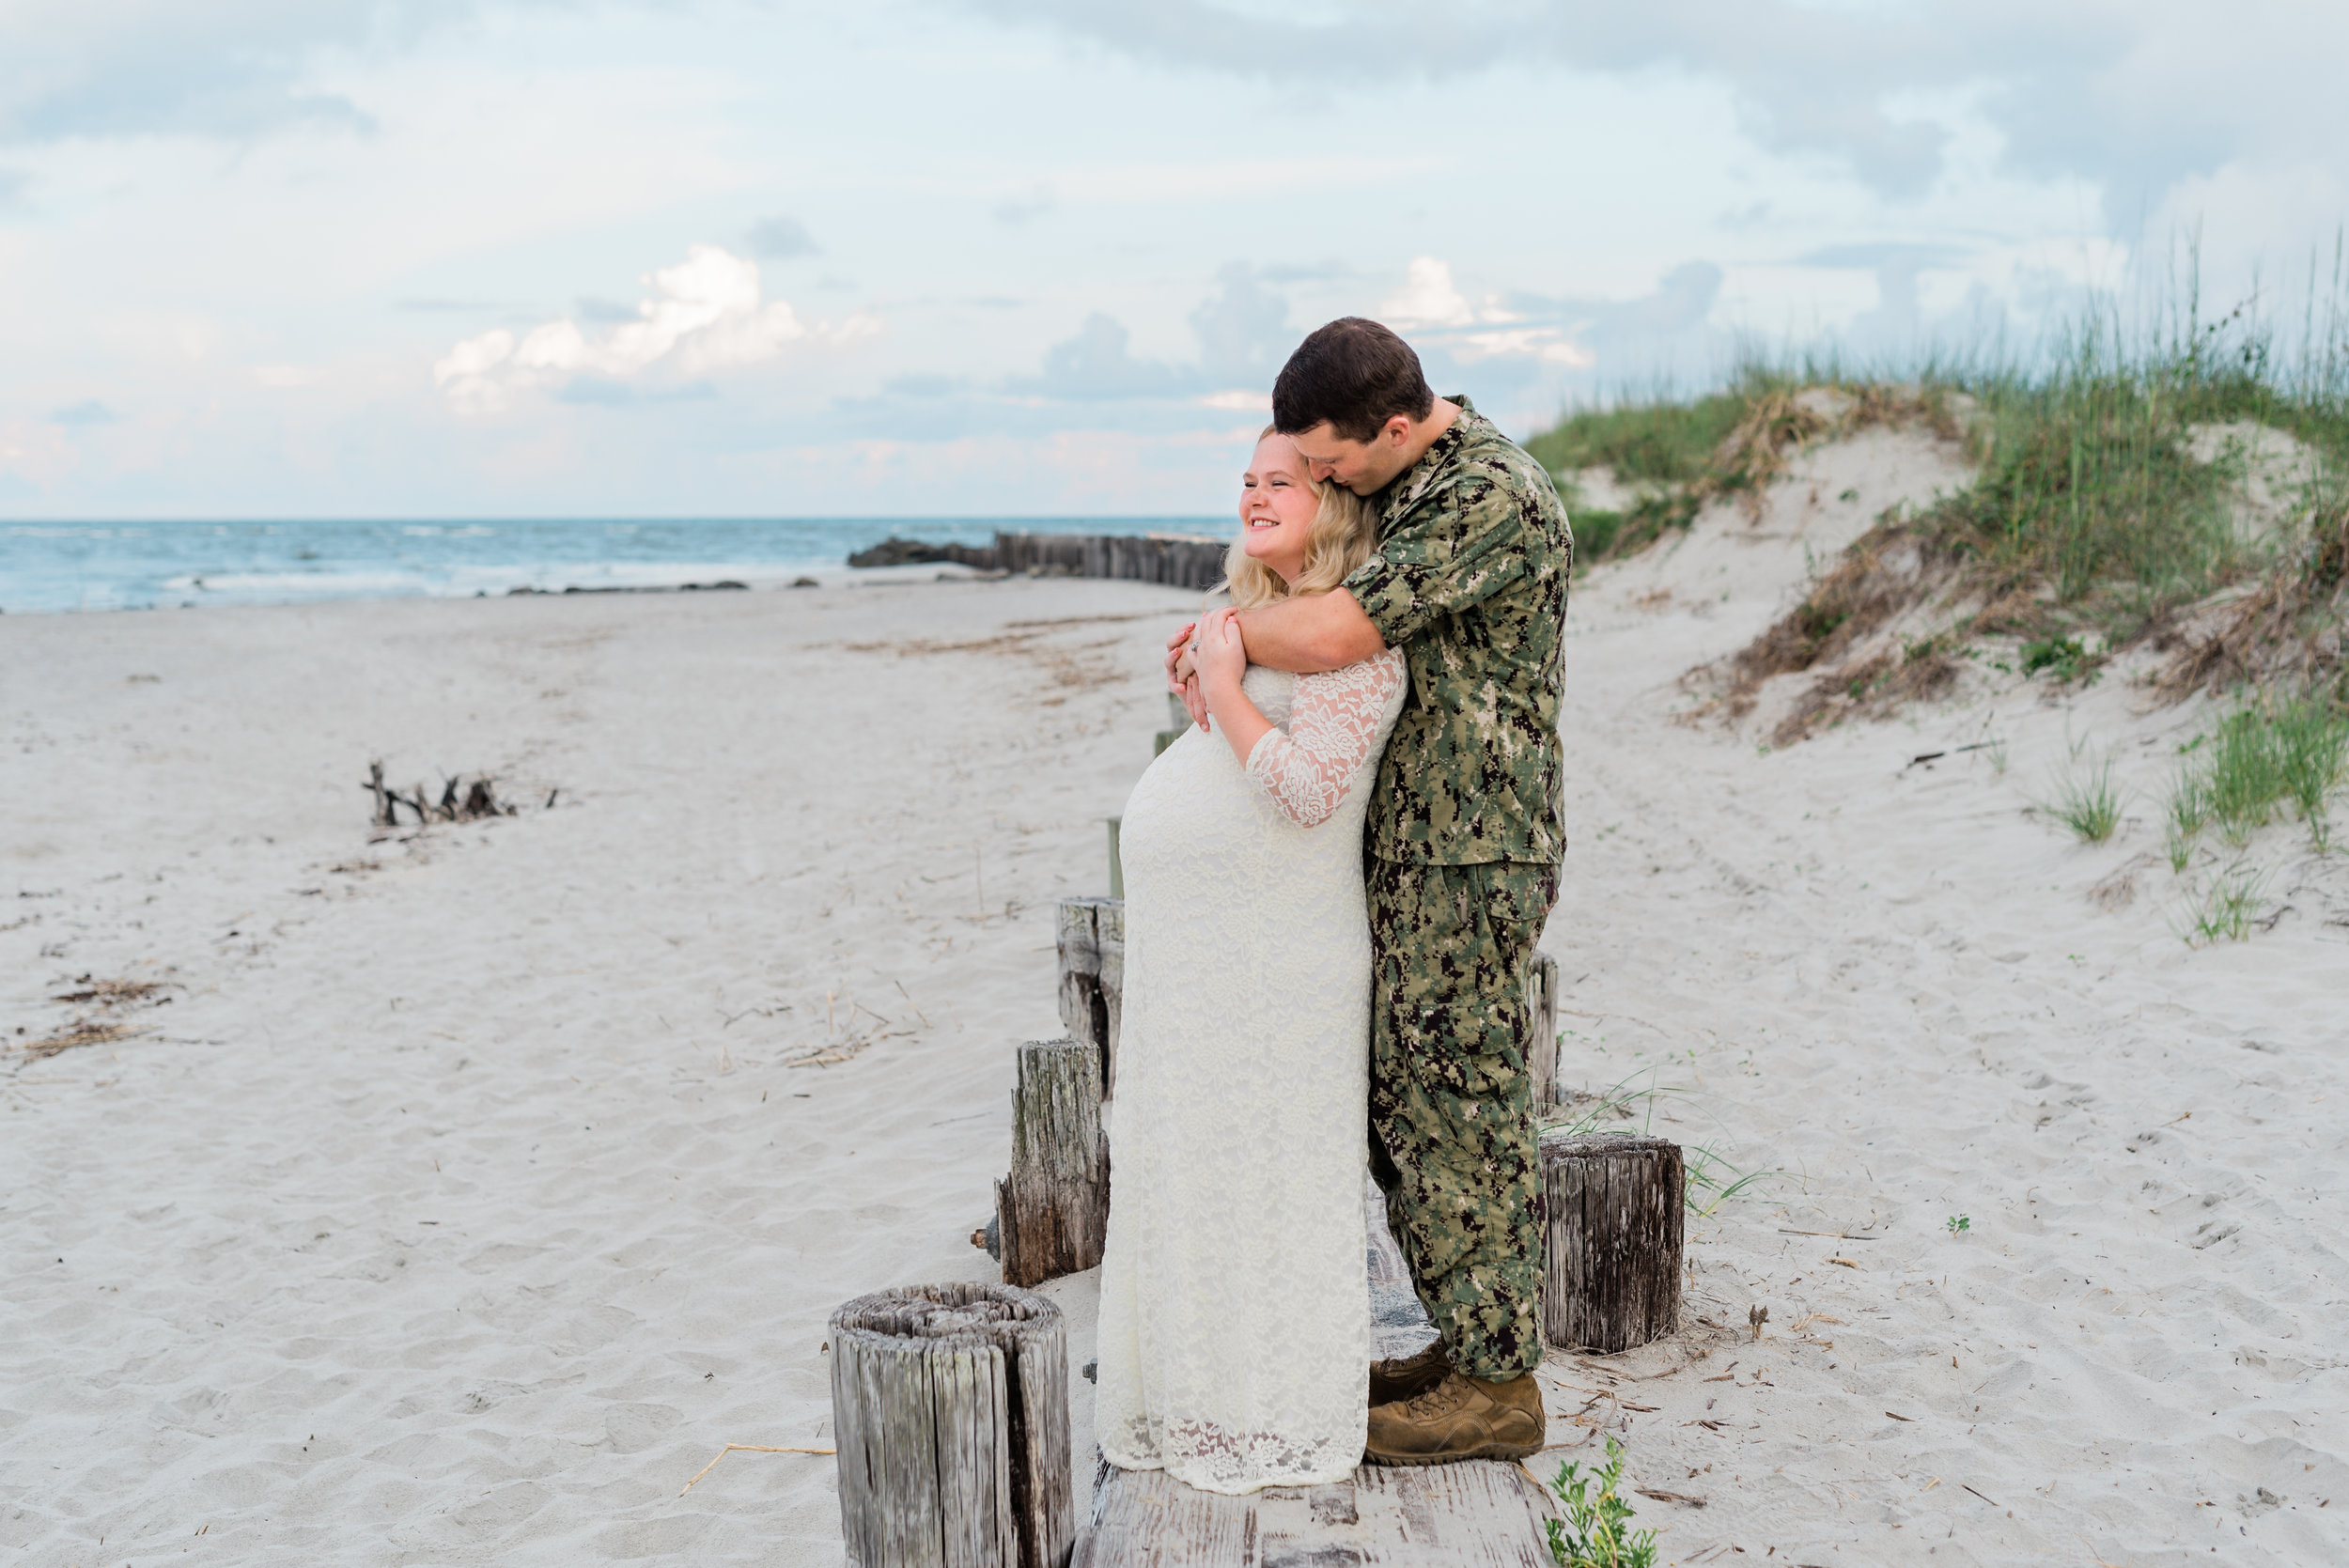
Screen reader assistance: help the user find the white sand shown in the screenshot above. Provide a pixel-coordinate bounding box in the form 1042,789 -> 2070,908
5,469 -> 2345,1563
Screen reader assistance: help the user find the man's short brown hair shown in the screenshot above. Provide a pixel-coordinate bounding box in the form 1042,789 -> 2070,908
1272,318 -> 1435,443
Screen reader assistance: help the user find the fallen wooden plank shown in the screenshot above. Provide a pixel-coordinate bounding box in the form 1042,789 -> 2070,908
1074,1455 -> 1556,1567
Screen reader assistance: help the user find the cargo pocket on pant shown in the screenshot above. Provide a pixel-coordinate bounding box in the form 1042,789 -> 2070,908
1471,862 -> 1559,932
1394,999 -> 1524,1105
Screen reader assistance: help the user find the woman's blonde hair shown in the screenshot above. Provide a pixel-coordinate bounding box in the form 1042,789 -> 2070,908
1219,425 -> 1379,609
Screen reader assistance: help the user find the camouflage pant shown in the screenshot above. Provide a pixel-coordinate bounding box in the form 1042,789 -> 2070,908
1368,857 -> 1558,1382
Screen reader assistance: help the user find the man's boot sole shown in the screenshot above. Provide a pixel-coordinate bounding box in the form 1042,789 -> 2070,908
1361,1436 -> 1542,1467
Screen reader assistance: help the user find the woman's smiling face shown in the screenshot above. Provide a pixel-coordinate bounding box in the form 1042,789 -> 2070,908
1238,433 -> 1319,584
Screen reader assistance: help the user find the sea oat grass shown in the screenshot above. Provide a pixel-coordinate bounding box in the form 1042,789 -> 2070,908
2181,862 -> 2269,943
2046,753 -> 2125,844
1543,245 -> 2349,732
2168,696 -> 2349,852
1527,389 -> 1751,489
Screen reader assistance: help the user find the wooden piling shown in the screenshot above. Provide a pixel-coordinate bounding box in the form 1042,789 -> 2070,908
988,531 -> 1227,591
1539,1131 -> 1683,1354
1525,952 -> 1559,1109
830,1281 -> 1073,1568
1053,898 -> 1123,1095
994,1039 -> 1110,1288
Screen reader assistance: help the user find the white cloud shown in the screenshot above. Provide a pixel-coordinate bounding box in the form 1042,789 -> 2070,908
1378,259 -> 1591,365
1199,388 -> 1269,411
1454,329 -> 1593,368
433,244 -> 816,415
2146,160 -> 2349,288
1381,257 -> 1477,329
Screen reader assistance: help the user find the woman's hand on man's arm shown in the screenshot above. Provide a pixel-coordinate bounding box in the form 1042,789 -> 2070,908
1164,619 -> 1210,730
1166,588 -> 1389,730
1195,609 -> 1275,768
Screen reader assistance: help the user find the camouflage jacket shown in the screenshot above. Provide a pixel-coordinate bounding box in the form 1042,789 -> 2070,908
1342,396 -> 1572,866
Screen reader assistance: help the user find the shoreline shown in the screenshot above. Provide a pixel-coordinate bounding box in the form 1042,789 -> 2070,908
0,517 -> 1229,618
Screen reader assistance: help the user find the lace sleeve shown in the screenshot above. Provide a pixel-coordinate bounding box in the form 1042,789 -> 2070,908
1242,649 -> 1408,828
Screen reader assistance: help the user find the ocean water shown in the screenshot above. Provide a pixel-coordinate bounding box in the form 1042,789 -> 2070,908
0,517 -> 1226,614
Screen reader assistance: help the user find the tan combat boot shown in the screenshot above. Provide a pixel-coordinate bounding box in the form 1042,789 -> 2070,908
1363,1370 -> 1545,1466
1368,1342 -> 1452,1407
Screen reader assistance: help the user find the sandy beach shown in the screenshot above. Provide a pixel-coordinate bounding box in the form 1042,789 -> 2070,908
7,452 -> 2346,1561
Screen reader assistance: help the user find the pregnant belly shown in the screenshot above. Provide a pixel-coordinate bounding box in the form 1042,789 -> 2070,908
1120,728 -> 1257,880
1121,725 -> 1362,899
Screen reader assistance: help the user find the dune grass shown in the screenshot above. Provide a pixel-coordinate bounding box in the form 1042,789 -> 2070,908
1532,247 -> 2349,656
2046,752 -> 2125,844
2181,862 -> 2270,943
1536,246 -> 2349,782
1527,389 -> 1750,560
2168,696 -> 2349,854
1540,1071 -> 1772,1219
1526,388 -> 1751,488
1535,252 -> 2349,937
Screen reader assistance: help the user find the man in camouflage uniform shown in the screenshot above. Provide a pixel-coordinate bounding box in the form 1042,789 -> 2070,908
1169,317 -> 1570,1465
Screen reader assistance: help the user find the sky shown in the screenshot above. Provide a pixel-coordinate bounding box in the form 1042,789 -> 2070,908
1,0 -> 2343,520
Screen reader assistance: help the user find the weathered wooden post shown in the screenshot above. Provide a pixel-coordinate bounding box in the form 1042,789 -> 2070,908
1053,898 -> 1123,1095
363,760 -> 397,829
1525,952 -> 1559,1109
994,1038 -> 1109,1287
1540,1131 -> 1682,1353
1104,818 -> 1123,901
831,1281 -> 1073,1568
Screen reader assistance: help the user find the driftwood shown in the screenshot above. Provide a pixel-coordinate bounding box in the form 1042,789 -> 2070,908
1053,899 -> 1124,1096
994,1039 -> 1110,1288
363,760 -> 520,829
830,1281 -> 1073,1568
1540,1131 -> 1683,1354
1075,1458 -> 1556,1566
1525,953 -> 1559,1109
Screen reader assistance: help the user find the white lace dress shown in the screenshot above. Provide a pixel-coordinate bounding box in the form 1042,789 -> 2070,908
1095,649 -> 1409,1495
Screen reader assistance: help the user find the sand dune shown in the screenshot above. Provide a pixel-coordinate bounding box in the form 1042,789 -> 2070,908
5,456 -> 2344,1562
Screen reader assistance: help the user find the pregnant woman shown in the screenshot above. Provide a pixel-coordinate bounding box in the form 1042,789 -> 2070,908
1093,427 -> 1408,1494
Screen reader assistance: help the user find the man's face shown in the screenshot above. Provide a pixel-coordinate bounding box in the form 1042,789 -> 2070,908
1287,417 -> 1410,497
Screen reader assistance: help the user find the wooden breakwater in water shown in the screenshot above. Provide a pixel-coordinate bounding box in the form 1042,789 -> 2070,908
848,531 -> 1229,592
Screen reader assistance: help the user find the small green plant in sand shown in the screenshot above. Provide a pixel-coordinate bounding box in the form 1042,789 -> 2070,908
2165,789 -> 2201,872
2168,697 -> 2349,853
1685,1145 -> 1772,1219
1545,1436 -> 1657,1568
1945,1214 -> 1971,1235
2020,634 -> 2095,683
2045,753 -> 2124,843
2182,862 -> 2270,943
